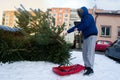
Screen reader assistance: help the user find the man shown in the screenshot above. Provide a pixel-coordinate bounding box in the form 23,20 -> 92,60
65,6 -> 98,75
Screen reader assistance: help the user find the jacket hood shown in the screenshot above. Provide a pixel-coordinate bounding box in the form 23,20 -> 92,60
80,7 -> 88,17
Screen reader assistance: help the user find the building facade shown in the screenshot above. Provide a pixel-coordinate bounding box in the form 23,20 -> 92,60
88,9 -> 120,42
2,8 -> 120,42
95,12 -> 120,42
48,8 -> 71,31
2,11 -> 17,28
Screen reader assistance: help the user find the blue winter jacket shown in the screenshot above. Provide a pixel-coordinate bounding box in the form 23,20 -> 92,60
67,7 -> 98,39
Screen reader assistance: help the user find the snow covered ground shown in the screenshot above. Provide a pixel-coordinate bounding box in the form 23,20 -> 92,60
0,51 -> 120,80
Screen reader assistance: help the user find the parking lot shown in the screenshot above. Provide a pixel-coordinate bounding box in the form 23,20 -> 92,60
95,51 -> 120,63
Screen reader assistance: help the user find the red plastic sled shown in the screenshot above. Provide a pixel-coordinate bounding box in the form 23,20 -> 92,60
52,64 -> 85,76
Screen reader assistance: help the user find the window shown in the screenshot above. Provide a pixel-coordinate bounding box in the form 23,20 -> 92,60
97,40 -> 103,44
59,13 -> 62,17
64,14 -> 68,17
104,41 -> 111,45
101,26 -> 111,37
118,40 -> 120,45
64,18 -> 68,21
65,10 -> 68,13
53,14 -> 56,17
5,18 -> 8,22
118,27 -> 120,37
5,22 -> 8,25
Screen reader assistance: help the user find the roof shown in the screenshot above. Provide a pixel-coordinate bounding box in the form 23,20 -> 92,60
0,25 -> 21,32
95,12 -> 120,15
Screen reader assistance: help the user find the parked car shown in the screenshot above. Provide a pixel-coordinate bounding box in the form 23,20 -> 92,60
95,40 -> 113,51
105,38 -> 120,60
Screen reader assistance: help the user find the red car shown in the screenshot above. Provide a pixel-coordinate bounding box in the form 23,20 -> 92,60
95,40 -> 112,51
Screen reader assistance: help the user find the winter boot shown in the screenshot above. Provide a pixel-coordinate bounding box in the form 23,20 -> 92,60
83,67 -> 94,75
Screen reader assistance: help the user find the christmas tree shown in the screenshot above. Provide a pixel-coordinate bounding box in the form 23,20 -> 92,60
0,5 -> 71,65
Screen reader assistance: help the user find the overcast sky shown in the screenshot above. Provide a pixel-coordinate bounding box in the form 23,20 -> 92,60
0,0 -> 120,24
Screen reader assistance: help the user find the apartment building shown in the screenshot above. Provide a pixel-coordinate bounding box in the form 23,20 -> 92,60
2,11 -> 17,28
48,8 -> 81,42
2,10 -> 43,28
48,8 -> 71,31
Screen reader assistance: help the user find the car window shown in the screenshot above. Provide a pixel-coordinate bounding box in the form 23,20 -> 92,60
114,39 -> 120,45
104,41 -> 110,44
117,40 -> 120,45
113,39 -> 120,48
97,41 -> 103,44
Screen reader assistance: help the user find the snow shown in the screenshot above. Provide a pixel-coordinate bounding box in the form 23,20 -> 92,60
0,25 -> 21,32
0,51 -> 120,80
